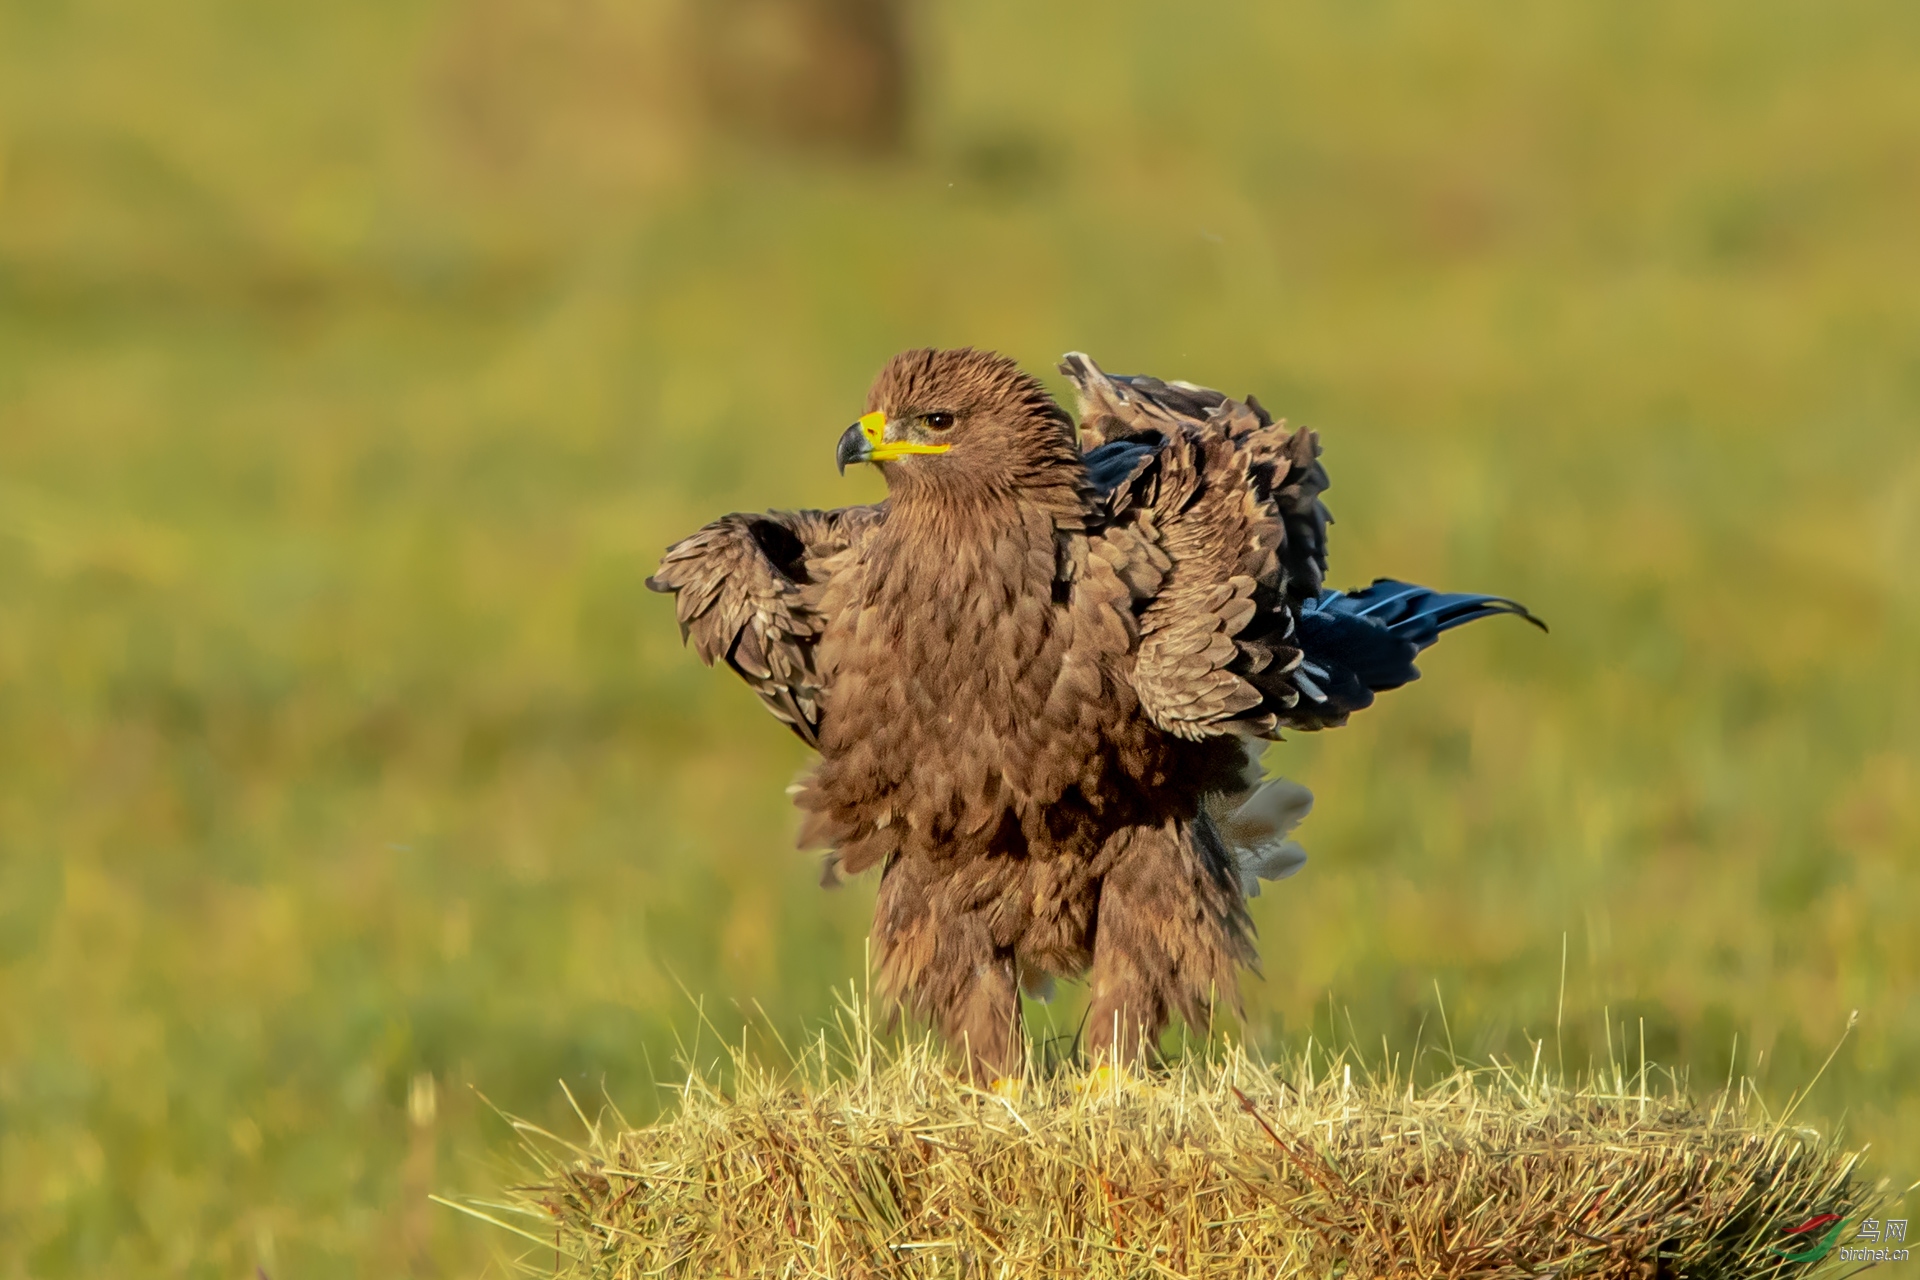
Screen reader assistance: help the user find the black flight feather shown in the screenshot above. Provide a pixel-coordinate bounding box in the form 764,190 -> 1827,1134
1294,578 -> 1546,713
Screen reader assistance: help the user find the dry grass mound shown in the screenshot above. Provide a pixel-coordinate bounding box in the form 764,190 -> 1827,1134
463,1017 -> 1884,1279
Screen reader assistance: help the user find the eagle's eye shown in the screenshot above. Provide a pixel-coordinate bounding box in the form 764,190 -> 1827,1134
923,411 -> 956,431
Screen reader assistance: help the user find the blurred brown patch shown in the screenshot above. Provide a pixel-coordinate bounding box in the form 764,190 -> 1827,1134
694,0 -> 908,154
429,0 -> 907,195
430,0 -> 698,198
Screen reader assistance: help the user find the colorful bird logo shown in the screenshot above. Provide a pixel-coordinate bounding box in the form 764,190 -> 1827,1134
1769,1213 -> 1847,1262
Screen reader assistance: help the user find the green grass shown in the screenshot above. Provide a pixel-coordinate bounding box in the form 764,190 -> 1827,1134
2,1 -> 1917,1274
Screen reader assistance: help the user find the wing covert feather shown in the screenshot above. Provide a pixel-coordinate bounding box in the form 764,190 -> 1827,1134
646,506 -> 880,747
1066,353 -> 1330,739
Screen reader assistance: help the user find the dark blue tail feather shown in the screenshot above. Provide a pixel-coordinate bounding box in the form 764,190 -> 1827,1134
1293,578 -> 1545,716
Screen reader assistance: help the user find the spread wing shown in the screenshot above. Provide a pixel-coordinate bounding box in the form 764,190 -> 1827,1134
646,506 -> 881,747
1064,352 -> 1332,740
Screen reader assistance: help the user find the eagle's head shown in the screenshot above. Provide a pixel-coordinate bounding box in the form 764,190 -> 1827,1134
836,348 -> 1077,492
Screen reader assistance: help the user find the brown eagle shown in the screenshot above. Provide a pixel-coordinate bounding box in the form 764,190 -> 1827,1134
648,348 -> 1541,1078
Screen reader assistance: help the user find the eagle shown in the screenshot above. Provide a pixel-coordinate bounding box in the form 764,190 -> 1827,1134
648,348 -> 1541,1079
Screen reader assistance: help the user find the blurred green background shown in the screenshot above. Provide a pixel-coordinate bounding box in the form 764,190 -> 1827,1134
2,0 -> 1917,1274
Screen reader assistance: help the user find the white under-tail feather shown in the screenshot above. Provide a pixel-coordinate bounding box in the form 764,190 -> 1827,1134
1219,777 -> 1312,896
1205,741 -> 1313,898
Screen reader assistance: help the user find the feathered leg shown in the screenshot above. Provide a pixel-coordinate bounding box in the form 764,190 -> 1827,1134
1085,818 -> 1254,1064
871,857 -> 1025,1081
945,955 -> 1023,1082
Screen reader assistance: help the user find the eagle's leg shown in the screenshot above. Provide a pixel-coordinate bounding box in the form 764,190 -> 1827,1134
871,857 -> 1026,1082
1085,818 -> 1252,1065
946,956 -> 1024,1083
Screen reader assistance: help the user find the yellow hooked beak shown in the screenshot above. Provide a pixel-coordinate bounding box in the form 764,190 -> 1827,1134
835,410 -> 952,473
